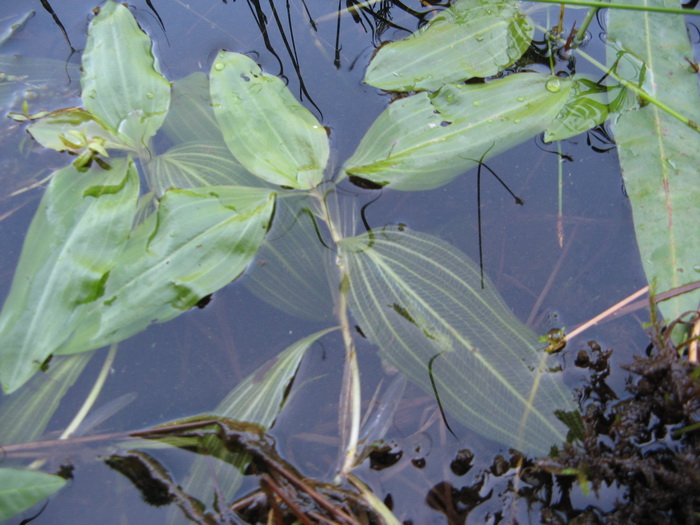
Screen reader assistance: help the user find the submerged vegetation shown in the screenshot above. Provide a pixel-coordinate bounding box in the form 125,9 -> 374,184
0,0 -> 698,522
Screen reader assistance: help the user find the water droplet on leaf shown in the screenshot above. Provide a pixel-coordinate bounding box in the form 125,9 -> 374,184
473,101 -> 480,107
214,63 -> 225,71
146,92 -> 154,99
545,78 -> 561,93
517,96 -> 525,102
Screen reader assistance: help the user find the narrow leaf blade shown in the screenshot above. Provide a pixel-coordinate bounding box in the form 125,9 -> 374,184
607,0 -> 700,324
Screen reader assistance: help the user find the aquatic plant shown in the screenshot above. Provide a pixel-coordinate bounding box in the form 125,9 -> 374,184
0,0 -> 697,521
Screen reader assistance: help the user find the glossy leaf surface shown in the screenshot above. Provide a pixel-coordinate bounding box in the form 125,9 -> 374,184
342,73 -> 571,190
210,51 -> 329,189
56,187 -> 276,354
365,0 -> 533,92
607,0 -> 700,323
339,227 -> 574,456
81,1 -> 170,149
0,468 -> 66,521
0,160 -> 139,393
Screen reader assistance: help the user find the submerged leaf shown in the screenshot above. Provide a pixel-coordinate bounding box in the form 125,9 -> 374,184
607,1 -> 700,326
244,195 -> 337,322
338,227 -> 575,456
210,51 -> 329,189
0,352 -> 93,445
145,141 -> 262,196
0,159 -> 139,393
165,328 -> 336,519
365,0 -> 533,91
56,187 -> 276,354
160,72 -> 223,145
342,73 -> 572,191
0,468 -> 66,521
81,1 -> 170,149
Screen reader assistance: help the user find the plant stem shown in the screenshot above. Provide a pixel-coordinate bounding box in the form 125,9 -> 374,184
576,48 -> 700,132
59,343 -> 119,440
574,7 -> 597,45
310,188 -> 361,480
529,0 -> 698,16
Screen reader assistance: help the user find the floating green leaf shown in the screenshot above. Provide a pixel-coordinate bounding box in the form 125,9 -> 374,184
607,0 -> 700,326
338,227 -> 574,456
56,186 -> 276,354
210,51 -> 329,189
0,159 -> 139,393
0,468 -> 66,521
365,0 -> 533,92
342,73 -> 572,191
145,141 -> 262,196
81,1 -> 170,150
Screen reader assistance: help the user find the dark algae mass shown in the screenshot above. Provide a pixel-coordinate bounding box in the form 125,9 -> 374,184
0,0 -> 698,523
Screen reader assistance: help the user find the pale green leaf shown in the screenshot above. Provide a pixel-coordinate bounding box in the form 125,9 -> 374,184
0,468 -> 66,521
145,141 -> 263,196
166,328 -> 336,522
607,0 -> 700,324
365,0 -> 533,92
0,159 -> 139,393
544,76 -> 610,142
160,72 -> 223,145
0,352 -> 93,445
81,1 -> 170,149
338,227 -> 575,456
244,195 -> 337,322
210,51 -> 329,189
341,73 -> 572,191
56,187 -> 276,354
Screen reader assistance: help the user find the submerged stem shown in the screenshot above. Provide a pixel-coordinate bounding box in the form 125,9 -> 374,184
310,187 -> 361,480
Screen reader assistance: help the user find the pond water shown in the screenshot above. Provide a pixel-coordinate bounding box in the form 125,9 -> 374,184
0,1 -> 679,523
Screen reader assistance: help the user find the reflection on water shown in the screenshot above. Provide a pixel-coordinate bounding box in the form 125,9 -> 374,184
0,1 -> 653,523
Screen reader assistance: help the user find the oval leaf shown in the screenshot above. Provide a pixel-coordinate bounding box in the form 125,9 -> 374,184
0,159 -> 139,393
365,0 -> 533,92
0,468 -> 66,521
210,51 -> 329,189
338,227 -> 575,456
342,73 -> 572,191
56,187 -> 276,354
82,1 -> 170,149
